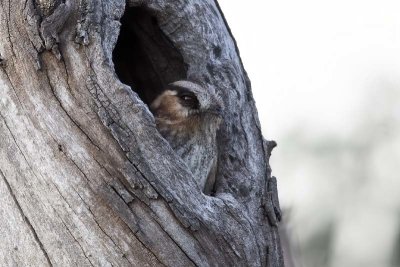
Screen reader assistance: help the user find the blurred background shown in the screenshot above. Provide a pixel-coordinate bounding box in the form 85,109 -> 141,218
217,1 -> 400,266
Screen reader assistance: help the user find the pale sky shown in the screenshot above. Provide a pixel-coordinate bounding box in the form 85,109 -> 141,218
218,0 -> 400,138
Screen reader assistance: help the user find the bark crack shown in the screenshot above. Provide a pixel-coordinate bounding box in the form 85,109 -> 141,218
2,0 -> 16,58
44,70 -> 104,152
68,156 -> 91,185
0,169 -> 53,266
59,56 -> 77,100
0,112 -> 48,192
147,204 -> 198,266
92,156 -> 113,177
60,219 -> 96,267
109,188 -> 167,267
41,190 -> 98,267
110,184 -> 132,204
73,188 -> 135,266
1,69 -> 24,109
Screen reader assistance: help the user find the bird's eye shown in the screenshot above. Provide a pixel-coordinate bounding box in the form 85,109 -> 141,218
181,95 -> 194,102
178,93 -> 200,109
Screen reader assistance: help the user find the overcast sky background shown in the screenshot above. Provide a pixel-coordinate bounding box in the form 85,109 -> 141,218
218,1 -> 400,266
218,0 -> 400,138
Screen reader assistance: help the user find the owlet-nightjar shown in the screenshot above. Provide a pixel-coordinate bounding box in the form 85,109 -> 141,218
150,80 -> 223,194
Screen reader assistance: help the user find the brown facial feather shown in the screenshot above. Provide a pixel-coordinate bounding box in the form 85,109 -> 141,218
150,89 -> 205,135
151,90 -> 185,120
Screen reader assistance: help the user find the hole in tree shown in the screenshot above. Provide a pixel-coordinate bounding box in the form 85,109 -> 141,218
113,6 -> 188,105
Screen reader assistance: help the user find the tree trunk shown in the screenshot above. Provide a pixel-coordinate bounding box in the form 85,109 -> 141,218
0,0 -> 283,266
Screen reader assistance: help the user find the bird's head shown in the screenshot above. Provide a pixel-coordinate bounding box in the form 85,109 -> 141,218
150,80 -> 224,125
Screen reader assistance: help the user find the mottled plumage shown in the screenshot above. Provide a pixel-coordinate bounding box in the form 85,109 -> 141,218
150,81 -> 223,194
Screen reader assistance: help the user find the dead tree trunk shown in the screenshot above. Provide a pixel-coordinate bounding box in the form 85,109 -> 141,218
0,0 -> 283,266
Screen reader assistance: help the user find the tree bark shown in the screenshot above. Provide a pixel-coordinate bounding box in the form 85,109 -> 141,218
0,0 -> 283,266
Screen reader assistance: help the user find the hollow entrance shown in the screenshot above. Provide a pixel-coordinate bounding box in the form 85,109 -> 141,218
112,7 -> 187,105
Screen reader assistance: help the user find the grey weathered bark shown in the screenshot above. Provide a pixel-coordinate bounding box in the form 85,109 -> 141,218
0,0 -> 283,266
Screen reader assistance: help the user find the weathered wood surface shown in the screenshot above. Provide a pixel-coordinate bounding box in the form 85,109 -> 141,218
0,0 -> 283,266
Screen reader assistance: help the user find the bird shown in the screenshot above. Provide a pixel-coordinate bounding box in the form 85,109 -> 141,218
150,80 -> 223,195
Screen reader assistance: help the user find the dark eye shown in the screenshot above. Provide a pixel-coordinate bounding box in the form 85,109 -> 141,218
180,95 -> 194,102
178,94 -> 199,109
